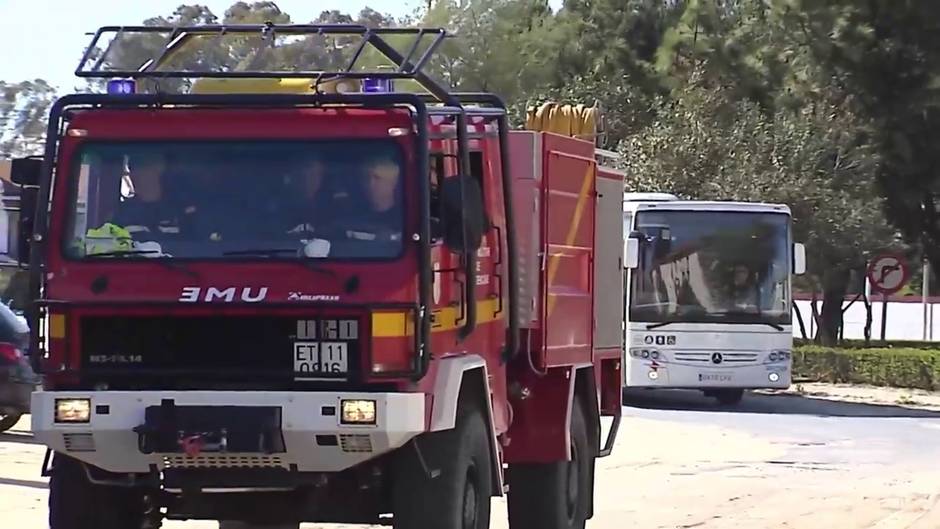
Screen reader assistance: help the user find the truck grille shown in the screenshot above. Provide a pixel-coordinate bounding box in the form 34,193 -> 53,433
78,315 -> 362,384
161,454 -> 286,469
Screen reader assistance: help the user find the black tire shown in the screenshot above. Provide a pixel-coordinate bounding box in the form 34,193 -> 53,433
393,402 -> 492,529
715,389 -> 745,406
219,522 -> 299,529
507,401 -> 593,529
48,454 -> 148,529
0,412 -> 21,432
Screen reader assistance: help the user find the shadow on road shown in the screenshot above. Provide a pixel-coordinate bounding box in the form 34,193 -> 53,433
623,388 -> 940,418
0,476 -> 47,489
0,430 -> 42,445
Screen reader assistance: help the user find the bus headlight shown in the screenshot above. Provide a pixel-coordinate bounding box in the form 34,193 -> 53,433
767,350 -> 791,363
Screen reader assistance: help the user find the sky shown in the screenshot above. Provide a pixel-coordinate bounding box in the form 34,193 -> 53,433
2,0 -> 568,92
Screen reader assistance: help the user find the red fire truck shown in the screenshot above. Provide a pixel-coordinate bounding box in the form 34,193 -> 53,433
11,25 -> 624,529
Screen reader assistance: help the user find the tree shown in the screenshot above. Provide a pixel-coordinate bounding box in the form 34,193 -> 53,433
622,72 -> 899,344
785,1 -> 940,279
0,80 -> 57,157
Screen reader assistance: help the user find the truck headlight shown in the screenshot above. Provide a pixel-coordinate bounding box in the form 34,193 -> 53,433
341,399 -> 376,425
55,398 -> 91,423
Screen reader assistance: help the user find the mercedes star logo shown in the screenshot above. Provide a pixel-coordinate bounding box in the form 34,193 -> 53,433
711,352 -> 723,365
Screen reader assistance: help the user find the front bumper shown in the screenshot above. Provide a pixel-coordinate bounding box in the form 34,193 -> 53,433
31,390 -> 425,473
626,362 -> 791,389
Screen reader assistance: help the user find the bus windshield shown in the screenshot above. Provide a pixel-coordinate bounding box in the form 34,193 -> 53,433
64,140 -> 405,260
629,210 -> 791,325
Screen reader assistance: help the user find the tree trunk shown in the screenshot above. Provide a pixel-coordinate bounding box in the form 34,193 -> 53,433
863,288 -> 872,346
810,289 -> 821,343
818,269 -> 850,346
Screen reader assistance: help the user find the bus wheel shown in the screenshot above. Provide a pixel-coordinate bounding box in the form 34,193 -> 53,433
714,389 -> 744,406
393,402 -> 492,529
48,454 -> 149,529
507,401 -> 593,529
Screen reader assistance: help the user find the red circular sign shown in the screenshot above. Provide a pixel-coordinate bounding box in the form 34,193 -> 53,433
866,253 -> 910,295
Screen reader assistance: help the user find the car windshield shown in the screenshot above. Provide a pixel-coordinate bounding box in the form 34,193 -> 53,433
629,210 -> 791,325
64,140 -> 405,260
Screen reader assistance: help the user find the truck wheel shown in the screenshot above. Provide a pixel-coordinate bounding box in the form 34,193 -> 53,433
48,454 -> 148,529
0,412 -> 21,432
714,389 -> 744,406
507,401 -> 592,529
393,402 -> 492,529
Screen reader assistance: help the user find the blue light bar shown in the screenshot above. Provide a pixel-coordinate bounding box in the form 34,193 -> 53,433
362,77 -> 394,93
107,78 -> 136,95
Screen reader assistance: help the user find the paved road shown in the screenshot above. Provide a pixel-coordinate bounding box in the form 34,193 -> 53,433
3,388 -> 940,528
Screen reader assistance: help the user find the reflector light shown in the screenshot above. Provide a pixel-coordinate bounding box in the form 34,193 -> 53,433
107,78 -> 136,95
362,77 -> 393,93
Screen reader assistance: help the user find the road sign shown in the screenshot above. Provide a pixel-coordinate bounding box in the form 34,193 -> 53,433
867,253 -> 910,295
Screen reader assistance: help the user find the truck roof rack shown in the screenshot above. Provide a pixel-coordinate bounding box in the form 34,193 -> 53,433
76,24 -> 458,104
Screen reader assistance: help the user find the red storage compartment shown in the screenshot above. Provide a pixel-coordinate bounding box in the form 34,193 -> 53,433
509,131 -> 597,369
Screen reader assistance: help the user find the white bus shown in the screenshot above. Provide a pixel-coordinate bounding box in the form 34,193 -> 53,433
622,194 -> 806,405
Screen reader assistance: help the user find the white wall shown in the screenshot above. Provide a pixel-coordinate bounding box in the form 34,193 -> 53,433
793,299 -> 940,341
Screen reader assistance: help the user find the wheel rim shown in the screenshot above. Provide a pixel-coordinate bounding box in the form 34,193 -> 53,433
565,442 -> 580,523
462,466 -> 479,529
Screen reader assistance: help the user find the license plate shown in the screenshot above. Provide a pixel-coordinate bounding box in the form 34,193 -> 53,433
698,373 -> 732,382
293,342 -> 348,378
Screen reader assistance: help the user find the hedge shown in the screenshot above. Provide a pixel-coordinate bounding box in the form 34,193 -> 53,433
794,345 -> 940,390
794,338 -> 940,350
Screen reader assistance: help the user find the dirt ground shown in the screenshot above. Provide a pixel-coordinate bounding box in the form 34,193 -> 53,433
3,383 -> 940,528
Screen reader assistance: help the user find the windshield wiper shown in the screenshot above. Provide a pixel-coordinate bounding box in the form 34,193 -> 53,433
222,249 -> 337,277
711,310 -> 786,331
86,250 -> 200,278
646,320 -> 681,330
222,249 -> 297,257
86,249 -> 163,258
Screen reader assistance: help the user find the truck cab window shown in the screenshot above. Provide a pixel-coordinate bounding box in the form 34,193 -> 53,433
64,141 -> 407,260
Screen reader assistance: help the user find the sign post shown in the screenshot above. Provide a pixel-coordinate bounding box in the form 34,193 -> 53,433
866,253 -> 911,342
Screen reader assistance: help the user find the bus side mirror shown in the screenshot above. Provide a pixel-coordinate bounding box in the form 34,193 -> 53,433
624,238 -> 640,269
440,174 -> 486,253
793,242 -> 806,275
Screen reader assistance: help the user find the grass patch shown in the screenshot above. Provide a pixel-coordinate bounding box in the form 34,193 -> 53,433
794,345 -> 940,390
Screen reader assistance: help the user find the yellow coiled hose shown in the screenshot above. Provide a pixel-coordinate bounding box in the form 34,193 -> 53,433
525,102 -> 600,143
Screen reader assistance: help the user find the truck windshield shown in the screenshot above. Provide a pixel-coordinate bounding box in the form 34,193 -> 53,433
64,140 -> 405,260
629,210 -> 791,326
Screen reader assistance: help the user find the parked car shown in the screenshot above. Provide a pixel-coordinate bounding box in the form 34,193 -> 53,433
0,300 -> 34,432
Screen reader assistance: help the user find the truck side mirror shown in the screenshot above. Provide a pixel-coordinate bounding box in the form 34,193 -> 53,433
439,174 -> 486,253
793,242 -> 806,275
10,157 -> 42,187
624,237 -> 640,269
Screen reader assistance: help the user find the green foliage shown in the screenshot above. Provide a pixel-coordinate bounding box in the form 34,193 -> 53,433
0,79 -> 57,156
795,345 -> 940,390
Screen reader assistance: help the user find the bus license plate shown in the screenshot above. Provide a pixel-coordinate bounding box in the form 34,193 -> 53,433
294,342 -> 348,377
699,373 -> 732,382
